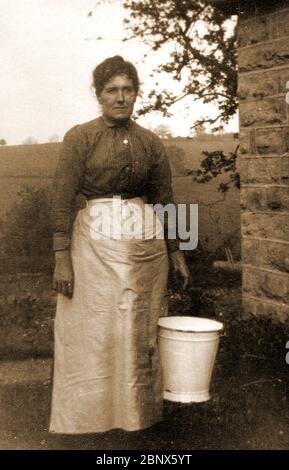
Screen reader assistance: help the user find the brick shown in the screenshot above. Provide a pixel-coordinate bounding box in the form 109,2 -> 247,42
242,238 -> 260,266
242,238 -> 289,273
240,157 -> 280,184
241,1 -> 289,19
238,9 -> 289,48
238,72 -> 278,101
238,67 -> 289,101
266,186 -> 289,209
281,156 -> 289,179
238,15 -> 271,48
239,128 -> 254,155
255,126 -> 289,154
241,186 -> 289,211
243,295 -> 289,323
243,266 -> 289,303
239,97 -> 287,127
241,187 -> 267,211
276,8 -> 289,39
262,240 -> 289,272
238,37 -> 289,72
241,212 -> 289,241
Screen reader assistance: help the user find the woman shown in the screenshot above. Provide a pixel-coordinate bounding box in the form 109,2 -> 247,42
50,56 -> 190,434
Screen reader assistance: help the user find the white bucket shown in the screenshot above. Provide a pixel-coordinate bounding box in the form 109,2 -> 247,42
158,316 -> 223,403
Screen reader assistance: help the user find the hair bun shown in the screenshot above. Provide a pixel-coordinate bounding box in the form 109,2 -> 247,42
111,55 -> 124,62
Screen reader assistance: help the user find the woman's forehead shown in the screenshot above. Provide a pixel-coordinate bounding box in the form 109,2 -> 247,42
103,74 -> 134,88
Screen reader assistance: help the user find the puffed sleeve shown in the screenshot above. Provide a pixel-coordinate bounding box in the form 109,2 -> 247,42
51,125 -> 87,252
146,136 -> 179,255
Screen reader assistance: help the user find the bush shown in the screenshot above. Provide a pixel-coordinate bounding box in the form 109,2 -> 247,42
0,185 -> 54,273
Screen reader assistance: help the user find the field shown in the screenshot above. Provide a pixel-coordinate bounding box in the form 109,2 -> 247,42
0,134 -> 240,260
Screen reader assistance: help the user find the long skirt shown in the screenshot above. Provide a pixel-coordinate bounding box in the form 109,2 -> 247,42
49,197 -> 169,433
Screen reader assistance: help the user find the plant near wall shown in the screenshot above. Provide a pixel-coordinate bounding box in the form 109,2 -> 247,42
193,144 -> 240,194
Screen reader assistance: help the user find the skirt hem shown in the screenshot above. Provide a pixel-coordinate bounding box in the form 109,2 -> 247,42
48,417 -> 163,435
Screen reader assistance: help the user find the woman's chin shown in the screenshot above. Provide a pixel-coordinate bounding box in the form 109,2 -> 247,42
112,112 -> 131,121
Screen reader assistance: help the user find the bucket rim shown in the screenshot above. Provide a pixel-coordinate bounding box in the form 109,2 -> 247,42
158,316 -> 224,333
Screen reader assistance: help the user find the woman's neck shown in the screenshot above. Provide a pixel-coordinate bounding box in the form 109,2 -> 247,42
101,115 -> 130,128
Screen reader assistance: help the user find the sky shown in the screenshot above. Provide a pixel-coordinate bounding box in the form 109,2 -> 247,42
1,0 -> 238,145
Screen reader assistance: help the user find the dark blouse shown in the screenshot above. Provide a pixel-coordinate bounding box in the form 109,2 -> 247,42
51,116 -> 178,254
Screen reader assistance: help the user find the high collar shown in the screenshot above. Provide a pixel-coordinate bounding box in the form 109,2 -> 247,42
100,116 -> 132,130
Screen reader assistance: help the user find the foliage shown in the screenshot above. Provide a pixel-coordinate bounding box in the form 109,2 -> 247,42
22,136 -> 38,145
121,1 -> 239,193
122,0 -> 238,132
48,134 -> 60,143
0,185 -> 54,273
149,124 -> 173,138
193,144 -> 240,193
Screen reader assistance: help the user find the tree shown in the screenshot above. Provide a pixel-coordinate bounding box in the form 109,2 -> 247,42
0,139 -> 7,145
122,0 -> 237,132
89,0 -> 239,193
194,123 -> 207,137
22,136 -> 38,145
121,0 -> 239,194
149,124 -> 173,138
48,134 -> 60,143
194,144 -> 240,194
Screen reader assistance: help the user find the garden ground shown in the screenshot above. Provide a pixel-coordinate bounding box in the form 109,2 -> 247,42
1,263 -> 289,450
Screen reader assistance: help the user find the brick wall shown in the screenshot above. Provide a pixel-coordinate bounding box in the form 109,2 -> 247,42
238,2 -> 289,322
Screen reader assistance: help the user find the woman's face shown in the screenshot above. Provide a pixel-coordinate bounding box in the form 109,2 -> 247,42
98,74 -> 137,123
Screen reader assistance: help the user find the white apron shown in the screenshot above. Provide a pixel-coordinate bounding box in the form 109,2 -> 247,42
49,197 -> 169,433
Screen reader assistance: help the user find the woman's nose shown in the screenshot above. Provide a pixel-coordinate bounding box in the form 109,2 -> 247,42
116,90 -> 125,102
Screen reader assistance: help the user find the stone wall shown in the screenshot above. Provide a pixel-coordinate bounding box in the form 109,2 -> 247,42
238,2 -> 289,322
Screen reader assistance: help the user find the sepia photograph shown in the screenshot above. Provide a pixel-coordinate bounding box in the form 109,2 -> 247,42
0,0 -> 289,458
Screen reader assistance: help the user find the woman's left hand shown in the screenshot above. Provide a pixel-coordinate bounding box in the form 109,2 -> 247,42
169,250 -> 190,290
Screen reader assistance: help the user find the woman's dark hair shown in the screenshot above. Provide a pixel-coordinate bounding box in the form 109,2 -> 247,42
92,55 -> 140,96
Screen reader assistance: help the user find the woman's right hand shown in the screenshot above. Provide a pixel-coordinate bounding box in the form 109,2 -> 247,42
53,250 -> 74,298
